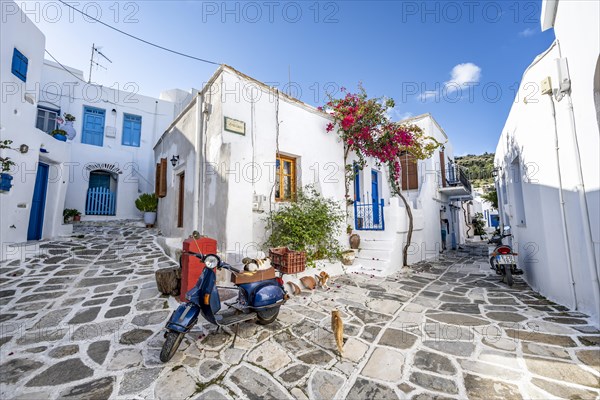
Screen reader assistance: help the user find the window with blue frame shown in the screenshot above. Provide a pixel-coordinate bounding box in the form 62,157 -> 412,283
11,48 -> 28,82
122,113 -> 142,147
82,106 -> 106,147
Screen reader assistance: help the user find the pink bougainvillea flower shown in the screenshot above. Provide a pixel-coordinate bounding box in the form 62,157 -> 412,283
326,123 -> 334,132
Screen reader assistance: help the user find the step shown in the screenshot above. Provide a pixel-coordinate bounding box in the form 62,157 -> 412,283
347,263 -> 389,277
359,239 -> 395,251
356,248 -> 392,261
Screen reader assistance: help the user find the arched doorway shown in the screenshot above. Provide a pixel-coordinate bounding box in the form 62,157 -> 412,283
86,169 -> 117,215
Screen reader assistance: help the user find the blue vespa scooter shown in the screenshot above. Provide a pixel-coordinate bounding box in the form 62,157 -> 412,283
160,252 -> 287,362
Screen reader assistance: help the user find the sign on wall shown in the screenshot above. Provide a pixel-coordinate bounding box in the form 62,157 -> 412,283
224,117 -> 246,135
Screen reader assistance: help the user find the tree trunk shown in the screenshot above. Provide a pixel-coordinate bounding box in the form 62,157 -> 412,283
397,191 -> 413,267
155,267 -> 181,296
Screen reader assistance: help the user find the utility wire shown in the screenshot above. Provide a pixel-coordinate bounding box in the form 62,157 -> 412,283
45,49 -> 88,84
57,0 -> 221,66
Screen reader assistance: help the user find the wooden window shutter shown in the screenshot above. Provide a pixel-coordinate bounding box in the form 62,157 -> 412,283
401,153 -> 419,190
157,158 -> 167,198
155,163 -> 161,197
439,150 -> 447,187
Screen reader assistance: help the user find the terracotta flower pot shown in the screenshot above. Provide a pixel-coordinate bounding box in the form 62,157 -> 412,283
349,233 -> 360,249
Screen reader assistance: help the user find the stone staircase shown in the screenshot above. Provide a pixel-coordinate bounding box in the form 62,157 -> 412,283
347,232 -> 396,276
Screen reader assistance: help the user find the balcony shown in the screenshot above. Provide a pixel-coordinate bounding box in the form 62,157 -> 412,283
354,199 -> 385,231
439,163 -> 472,199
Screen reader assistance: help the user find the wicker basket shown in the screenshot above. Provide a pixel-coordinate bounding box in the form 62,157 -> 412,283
269,247 -> 306,274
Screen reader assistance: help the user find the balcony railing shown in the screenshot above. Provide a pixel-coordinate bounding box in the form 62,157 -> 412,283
440,163 -> 472,195
354,199 -> 385,231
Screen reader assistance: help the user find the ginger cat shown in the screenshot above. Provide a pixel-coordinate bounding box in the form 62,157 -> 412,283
316,271 -> 330,289
331,309 -> 344,356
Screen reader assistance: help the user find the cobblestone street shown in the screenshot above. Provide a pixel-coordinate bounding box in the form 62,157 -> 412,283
0,222 -> 599,399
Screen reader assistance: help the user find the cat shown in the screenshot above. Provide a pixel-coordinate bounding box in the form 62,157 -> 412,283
243,257 -> 272,272
316,271 -> 330,289
331,309 -> 344,356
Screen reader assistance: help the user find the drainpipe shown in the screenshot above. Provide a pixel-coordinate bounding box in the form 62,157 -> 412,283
547,94 -> 578,309
555,42 -> 600,308
192,94 -> 203,232
555,40 -> 600,315
565,93 -> 600,301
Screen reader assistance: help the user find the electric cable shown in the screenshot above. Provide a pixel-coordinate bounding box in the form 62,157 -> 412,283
57,0 -> 221,66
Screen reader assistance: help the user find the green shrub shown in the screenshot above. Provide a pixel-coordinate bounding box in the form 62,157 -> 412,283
472,212 -> 486,236
135,193 -> 158,212
265,186 -> 345,265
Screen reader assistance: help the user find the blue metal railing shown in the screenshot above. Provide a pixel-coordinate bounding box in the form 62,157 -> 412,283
86,187 -> 116,215
354,199 -> 385,231
443,163 -> 472,194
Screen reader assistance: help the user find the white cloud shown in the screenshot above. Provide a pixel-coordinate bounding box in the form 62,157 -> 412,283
419,62 -> 482,101
519,28 -> 537,37
446,63 -> 481,89
385,106 -> 413,122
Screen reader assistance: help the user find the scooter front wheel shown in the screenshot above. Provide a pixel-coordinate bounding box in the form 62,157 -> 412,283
160,331 -> 185,362
256,306 -> 280,325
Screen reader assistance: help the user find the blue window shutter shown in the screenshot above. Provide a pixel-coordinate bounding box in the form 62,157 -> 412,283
11,48 -> 28,82
354,164 -> 361,202
82,106 -> 105,147
122,114 -> 142,147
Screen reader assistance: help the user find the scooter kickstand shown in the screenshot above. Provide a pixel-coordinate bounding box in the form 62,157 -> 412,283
231,324 -> 239,348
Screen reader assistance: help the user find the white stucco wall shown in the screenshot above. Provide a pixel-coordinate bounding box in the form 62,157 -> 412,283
495,0 -> 600,324
0,4 -> 71,261
38,61 -> 178,220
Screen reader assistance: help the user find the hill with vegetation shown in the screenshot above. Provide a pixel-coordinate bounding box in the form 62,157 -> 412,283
455,152 -> 495,188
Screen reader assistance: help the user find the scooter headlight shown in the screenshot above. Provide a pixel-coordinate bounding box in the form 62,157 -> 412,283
203,254 -> 220,269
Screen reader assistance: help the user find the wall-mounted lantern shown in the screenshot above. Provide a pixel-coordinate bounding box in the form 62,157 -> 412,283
170,155 -> 180,167
19,144 -> 29,154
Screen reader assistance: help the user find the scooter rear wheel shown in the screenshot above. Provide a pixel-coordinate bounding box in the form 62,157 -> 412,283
160,331 -> 184,362
505,265 -> 514,287
256,306 -> 280,325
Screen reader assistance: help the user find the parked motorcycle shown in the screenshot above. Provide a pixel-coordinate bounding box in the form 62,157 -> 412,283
160,252 -> 287,362
488,227 -> 523,286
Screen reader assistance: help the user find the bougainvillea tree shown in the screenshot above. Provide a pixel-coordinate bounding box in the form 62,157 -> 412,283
322,87 -> 442,267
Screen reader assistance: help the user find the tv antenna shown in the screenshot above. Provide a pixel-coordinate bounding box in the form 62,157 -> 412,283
88,43 -> 113,83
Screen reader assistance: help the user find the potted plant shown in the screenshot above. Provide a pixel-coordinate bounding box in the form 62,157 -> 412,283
135,193 -> 158,226
63,209 -> 81,223
61,113 -> 77,140
341,249 -> 356,266
51,129 -> 68,142
0,140 -> 15,192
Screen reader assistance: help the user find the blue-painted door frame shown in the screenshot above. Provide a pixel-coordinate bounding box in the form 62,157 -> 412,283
82,106 -> 105,146
371,169 -> 380,225
27,163 -> 49,241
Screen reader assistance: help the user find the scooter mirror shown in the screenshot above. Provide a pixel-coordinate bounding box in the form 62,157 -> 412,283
203,254 -> 220,269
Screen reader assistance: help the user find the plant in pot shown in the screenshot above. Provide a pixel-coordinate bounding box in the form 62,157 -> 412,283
135,193 -> 158,226
341,249 -> 356,266
0,139 -> 15,192
63,208 -> 81,223
61,113 -> 77,140
51,129 -> 68,142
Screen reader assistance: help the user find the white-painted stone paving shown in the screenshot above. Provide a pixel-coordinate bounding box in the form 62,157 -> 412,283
0,221 -> 598,399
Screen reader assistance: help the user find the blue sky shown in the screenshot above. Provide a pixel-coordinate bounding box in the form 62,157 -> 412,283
24,0 -> 556,155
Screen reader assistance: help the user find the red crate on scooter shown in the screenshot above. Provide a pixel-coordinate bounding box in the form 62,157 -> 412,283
180,237 -> 217,301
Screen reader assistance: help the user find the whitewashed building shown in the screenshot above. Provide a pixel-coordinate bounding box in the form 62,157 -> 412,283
38,61 -> 179,220
348,113 -> 473,275
0,2 -> 184,260
0,5 -> 72,261
154,73 -> 472,274
154,65 -> 346,256
495,0 -> 600,323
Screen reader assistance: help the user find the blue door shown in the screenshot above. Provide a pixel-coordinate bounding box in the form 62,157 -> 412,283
371,170 -> 380,225
27,163 -> 49,241
82,106 -> 105,146
89,171 -> 110,189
